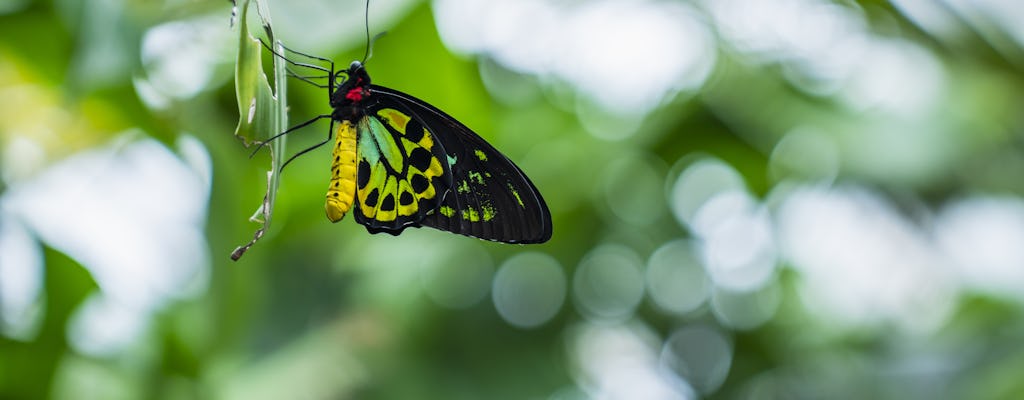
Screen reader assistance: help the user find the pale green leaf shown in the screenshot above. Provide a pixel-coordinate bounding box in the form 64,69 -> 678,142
231,0 -> 288,261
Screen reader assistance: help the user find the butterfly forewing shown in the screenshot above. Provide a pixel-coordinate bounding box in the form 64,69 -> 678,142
368,85 -> 552,243
351,101 -> 452,233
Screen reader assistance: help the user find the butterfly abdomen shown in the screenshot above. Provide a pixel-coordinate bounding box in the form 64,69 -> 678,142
325,120 -> 359,222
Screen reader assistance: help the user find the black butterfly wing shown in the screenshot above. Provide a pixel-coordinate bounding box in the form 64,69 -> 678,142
365,85 -> 552,243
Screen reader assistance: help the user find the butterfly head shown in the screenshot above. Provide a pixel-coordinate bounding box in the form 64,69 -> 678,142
331,61 -> 373,120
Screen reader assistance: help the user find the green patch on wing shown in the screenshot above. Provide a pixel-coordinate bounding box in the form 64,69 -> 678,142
508,183 -> 525,208
461,208 -> 480,222
231,0 -> 288,261
481,204 -> 496,221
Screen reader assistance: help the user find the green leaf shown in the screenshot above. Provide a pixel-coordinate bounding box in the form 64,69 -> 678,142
231,0 -> 288,261
232,0 -> 274,145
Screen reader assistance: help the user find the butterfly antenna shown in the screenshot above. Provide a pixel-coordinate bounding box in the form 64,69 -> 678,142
259,38 -> 331,73
359,0 -> 386,64
361,0 -> 371,63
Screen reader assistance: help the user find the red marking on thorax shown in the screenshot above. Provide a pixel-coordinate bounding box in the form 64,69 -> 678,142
346,87 -> 367,102
344,77 -> 367,102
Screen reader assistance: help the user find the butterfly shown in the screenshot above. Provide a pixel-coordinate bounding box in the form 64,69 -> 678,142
278,59 -> 552,244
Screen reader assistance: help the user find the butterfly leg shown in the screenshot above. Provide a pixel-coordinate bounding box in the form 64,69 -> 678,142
279,117 -> 338,172
249,114 -> 330,158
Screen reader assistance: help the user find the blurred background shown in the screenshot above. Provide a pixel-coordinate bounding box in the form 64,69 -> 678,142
3,0 -> 1024,398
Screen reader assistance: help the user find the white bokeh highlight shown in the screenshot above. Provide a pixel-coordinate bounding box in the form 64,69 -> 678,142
137,16 -> 235,108
669,157 -> 747,231
570,323 -> 695,400
670,158 -> 776,292
573,244 -> 645,322
774,185 -> 958,334
708,0 -> 947,112
419,243 -> 494,309
694,191 -> 777,292
645,240 -> 710,316
660,324 -> 733,395
67,294 -> 149,357
710,284 -> 781,331
492,252 -> 566,329
1,134 -> 212,353
936,196 -> 1024,301
434,0 -> 715,116
0,213 -> 43,339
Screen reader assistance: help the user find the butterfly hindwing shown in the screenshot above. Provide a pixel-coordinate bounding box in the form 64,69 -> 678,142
351,100 -> 452,233
365,85 -> 552,243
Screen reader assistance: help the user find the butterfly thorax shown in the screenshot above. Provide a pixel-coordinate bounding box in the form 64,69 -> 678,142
331,61 -> 373,122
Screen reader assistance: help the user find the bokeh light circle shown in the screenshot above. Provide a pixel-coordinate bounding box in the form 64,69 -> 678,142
696,192 -> 778,291
661,324 -> 733,395
420,243 -> 494,309
669,157 -> 747,231
645,239 -> 710,315
769,127 -> 840,183
493,252 -> 566,328
139,16 -> 232,104
0,215 -> 43,339
602,154 -> 667,226
573,244 -> 645,321
570,323 -> 695,400
710,283 -> 781,330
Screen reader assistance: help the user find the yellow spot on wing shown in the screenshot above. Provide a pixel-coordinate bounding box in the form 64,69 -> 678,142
426,155 -> 444,178
358,162 -> 388,218
397,179 -> 418,217
474,150 -> 488,161
439,206 -> 455,217
376,108 -> 410,134
375,176 -> 399,222
418,129 -> 434,149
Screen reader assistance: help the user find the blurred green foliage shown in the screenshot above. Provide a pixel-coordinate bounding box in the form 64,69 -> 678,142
3,0 -> 1024,399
